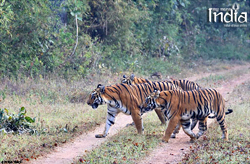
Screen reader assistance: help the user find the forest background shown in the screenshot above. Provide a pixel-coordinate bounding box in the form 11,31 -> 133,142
0,0 -> 250,79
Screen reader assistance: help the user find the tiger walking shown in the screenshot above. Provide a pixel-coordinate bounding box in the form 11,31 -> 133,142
87,82 -> 177,138
121,74 -> 202,138
142,89 -> 233,143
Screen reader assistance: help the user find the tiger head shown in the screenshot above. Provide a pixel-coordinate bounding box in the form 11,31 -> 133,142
141,89 -> 161,113
87,84 -> 105,109
121,74 -> 135,85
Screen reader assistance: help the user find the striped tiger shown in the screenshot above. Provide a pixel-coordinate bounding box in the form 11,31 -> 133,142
142,89 -> 233,143
86,82 -> 177,138
121,73 -> 202,138
122,75 -> 170,126
121,74 -> 202,90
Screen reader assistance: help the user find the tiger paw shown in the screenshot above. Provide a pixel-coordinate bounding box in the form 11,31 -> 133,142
161,138 -> 169,143
190,137 -> 196,143
221,134 -> 228,141
170,133 -> 176,138
222,136 -> 228,141
195,134 -> 201,139
95,134 -> 106,138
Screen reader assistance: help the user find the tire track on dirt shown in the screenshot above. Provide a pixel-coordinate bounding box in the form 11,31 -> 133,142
138,71 -> 250,164
28,64 -> 250,164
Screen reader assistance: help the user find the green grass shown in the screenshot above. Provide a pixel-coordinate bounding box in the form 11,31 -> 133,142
0,100 -> 107,161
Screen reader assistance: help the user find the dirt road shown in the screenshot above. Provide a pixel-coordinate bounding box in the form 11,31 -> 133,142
29,64 -> 250,164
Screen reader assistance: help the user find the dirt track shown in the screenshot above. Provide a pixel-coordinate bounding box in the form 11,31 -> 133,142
29,64 -> 250,164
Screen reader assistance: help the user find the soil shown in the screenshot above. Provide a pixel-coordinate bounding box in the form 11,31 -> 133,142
28,64 -> 250,164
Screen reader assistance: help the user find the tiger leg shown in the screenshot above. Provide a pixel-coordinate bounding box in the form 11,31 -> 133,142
170,121 -> 181,138
196,117 -> 208,139
162,116 -> 179,142
154,108 -> 166,125
128,108 -> 165,127
95,106 -> 118,138
217,116 -> 228,140
181,119 -> 196,143
131,108 -> 143,134
190,118 -> 198,130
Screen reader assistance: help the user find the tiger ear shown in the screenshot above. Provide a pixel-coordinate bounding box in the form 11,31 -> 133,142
130,73 -> 135,81
97,84 -> 105,93
100,86 -> 105,93
97,84 -> 102,88
153,86 -> 159,92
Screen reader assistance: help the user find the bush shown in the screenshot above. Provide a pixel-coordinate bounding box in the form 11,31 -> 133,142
0,107 -> 36,134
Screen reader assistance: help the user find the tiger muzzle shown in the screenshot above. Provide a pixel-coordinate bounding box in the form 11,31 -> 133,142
91,103 -> 99,109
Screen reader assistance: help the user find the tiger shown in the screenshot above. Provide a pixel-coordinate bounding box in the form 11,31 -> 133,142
121,75 -> 168,126
142,89 -> 233,143
121,73 -> 202,138
121,73 -> 202,90
87,82 -> 178,138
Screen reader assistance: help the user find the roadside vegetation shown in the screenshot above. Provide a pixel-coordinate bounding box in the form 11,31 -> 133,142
0,107 -> 36,134
0,77 -> 110,161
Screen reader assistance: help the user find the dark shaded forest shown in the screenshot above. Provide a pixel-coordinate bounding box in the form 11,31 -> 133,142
0,0 -> 249,78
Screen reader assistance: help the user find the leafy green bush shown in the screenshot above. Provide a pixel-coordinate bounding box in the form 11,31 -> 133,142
0,107 -> 36,134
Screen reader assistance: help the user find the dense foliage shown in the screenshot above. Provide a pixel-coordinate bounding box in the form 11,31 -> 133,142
0,0 -> 249,78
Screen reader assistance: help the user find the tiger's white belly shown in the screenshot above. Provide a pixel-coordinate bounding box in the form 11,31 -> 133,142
106,100 -> 131,115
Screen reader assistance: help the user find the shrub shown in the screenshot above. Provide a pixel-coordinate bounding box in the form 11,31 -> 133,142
0,107 -> 36,134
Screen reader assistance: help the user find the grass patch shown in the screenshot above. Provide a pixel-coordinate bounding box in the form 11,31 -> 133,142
0,77 -> 108,161
74,112 -> 166,164
0,100 -> 107,161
